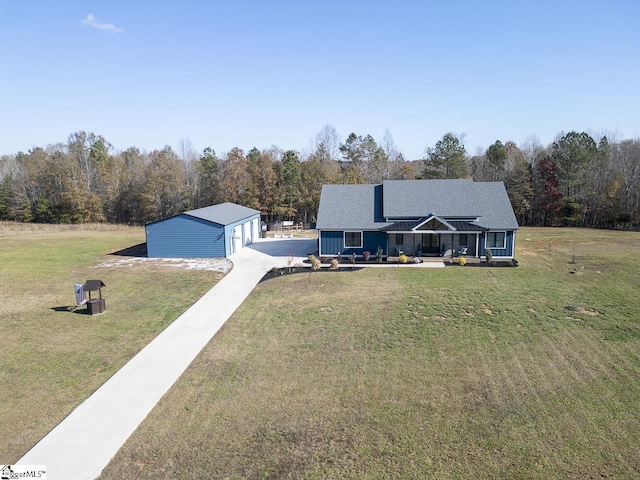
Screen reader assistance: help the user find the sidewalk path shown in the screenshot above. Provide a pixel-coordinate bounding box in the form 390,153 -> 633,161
19,238 -> 316,480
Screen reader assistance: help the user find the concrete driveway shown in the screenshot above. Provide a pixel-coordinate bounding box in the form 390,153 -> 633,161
248,237 -> 317,262
18,239 -> 315,479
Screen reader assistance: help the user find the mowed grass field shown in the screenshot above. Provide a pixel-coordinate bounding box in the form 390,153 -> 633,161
0,224 -> 225,462
100,227 -> 640,479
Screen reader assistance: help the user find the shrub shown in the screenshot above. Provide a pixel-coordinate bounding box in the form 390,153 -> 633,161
485,249 -> 493,264
458,256 -> 466,266
362,251 -> 371,261
399,253 -> 408,264
330,259 -> 339,270
311,258 -> 321,271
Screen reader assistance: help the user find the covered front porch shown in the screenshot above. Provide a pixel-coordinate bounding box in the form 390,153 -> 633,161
387,232 -> 481,258
384,215 -> 485,258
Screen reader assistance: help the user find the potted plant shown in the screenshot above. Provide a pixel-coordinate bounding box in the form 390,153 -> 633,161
376,246 -> 383,263
362,251 -> 371,262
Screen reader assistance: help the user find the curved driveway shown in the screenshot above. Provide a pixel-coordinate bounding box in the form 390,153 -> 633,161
19,238 -> 317,480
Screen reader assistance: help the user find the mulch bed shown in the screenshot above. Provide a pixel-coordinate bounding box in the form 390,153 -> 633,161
260,266 -> 363,283
447,260 -> 518,268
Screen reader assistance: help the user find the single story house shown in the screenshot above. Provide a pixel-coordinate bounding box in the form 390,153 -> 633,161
146,202 -> 261,258
315,179 -> 518,259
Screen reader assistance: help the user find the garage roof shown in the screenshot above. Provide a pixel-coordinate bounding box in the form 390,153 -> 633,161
184,202 -> 260,226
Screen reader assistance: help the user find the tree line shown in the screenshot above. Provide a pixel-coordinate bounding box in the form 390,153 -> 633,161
0,126 -> 638,229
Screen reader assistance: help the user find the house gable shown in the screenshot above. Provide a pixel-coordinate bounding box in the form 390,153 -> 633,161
413,215 -> 455,231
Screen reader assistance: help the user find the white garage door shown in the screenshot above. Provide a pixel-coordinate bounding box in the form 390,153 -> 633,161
233,225 -> 243,252
252,218 -> 259,242
243,221 -> 251,246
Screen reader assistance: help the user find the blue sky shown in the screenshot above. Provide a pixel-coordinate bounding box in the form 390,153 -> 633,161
1,1 -> 638,160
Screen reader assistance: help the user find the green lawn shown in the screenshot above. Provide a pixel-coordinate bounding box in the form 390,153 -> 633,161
99,227 -> 640,479
0,226 -> 224,462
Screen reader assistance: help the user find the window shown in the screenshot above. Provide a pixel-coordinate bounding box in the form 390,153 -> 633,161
486,231 -> 506,249
459,234 -> 467,246
395,233 -> 404,245
344,231 -> 363,248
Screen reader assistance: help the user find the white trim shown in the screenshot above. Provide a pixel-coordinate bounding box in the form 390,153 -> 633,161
344,230 -> 363,249
413,214 -> 456,231
485,231 -> 507,249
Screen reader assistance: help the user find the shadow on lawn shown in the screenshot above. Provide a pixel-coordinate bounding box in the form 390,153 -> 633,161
51,306 -> 90,315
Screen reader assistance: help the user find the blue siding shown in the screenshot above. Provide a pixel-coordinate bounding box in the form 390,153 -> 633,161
319,231 -> 343,256
146,214 -> 225,258
364,232 -> 387,255
480,230 -> 515,258
319,231 -> 388,256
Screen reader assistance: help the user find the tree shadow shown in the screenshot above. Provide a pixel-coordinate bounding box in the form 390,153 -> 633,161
110,243 -> 147,257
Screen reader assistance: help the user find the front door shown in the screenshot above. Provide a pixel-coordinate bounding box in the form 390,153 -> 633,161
422,234 -> 440,255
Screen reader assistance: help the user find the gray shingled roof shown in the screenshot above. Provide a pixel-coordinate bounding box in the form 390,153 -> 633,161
185,202 -> 260,226
316,180 -> 518,230
383,179 -> 480,218
383,179 -> 517,229
315,184 -> 391,230
468,182 -> 519,230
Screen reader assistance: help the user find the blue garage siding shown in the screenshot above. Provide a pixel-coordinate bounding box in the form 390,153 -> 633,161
319,231 -> 387,256
146,215 -> 225,258
480,230 -> 515,258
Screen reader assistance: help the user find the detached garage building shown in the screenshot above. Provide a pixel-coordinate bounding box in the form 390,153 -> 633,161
146,202 -> 261,258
